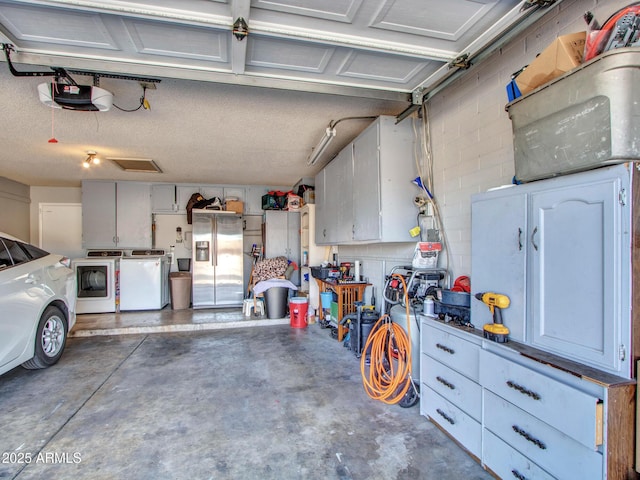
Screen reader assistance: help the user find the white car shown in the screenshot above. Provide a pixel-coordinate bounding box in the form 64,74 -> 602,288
0,233 -> 76,375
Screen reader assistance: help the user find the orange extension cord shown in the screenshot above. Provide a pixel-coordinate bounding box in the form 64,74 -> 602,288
360,274 -> 413,404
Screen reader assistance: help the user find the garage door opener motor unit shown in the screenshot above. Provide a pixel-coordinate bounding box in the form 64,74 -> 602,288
37,82 -> 113,112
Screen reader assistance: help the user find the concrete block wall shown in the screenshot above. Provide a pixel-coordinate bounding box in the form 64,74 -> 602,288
339,242 -> 416,309
339,0 -> 628,304
427,0 -> 628,280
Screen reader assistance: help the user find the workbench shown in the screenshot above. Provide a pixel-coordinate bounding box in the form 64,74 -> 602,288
315,278 -> 371,341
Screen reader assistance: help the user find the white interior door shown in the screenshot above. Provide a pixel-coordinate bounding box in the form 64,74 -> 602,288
39,203 -> 83,259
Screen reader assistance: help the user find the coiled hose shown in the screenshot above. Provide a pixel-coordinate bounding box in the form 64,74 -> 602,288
360,274 -> 413,404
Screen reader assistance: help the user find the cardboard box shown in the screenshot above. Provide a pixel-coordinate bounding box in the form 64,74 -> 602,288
515,32 -> 586,95
303,190 -> 315,204
225,200 -> 243,214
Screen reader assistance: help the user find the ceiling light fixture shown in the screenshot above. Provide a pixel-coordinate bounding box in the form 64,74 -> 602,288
83,151 -> 100,169
307,127 -> 336,166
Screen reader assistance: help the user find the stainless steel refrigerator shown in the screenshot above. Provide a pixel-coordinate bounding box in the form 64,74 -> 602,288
192,209 -> 244,308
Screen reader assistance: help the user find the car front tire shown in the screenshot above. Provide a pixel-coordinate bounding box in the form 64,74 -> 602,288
22,305 -> 68,370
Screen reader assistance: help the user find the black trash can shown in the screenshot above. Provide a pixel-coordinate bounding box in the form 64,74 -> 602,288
177,258 -> 191,272
264,287 -> 289,319
349,311 -> 378,356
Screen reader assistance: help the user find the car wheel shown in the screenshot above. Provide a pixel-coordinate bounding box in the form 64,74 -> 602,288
22,306 -> 68,370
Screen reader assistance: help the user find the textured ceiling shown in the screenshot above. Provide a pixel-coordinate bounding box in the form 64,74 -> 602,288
0,66 -> 408,187
0,0 -> 537,187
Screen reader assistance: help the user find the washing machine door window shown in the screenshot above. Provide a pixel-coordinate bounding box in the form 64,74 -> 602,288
77,265 -> 108,298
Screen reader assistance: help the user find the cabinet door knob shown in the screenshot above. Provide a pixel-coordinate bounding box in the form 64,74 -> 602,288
531,226 -> 538,251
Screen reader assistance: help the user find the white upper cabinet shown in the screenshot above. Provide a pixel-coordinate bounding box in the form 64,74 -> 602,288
172,185 -> 245,214
315,116 -> 417,245
151,184 -> 177,213
82,181 -> 152,249
352,121 -> 380,242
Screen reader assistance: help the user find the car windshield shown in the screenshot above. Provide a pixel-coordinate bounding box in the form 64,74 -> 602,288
0,240 -> 10,269
20,242 -> 49,260
0,237 -> 50,268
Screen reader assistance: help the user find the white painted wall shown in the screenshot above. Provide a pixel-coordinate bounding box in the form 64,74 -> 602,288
0,177 -> 30,240
338,243 -> 416,308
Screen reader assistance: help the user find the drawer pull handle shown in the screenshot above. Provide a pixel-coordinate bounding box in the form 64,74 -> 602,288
436,343 -> 455,355
507,380 -> 541,400
511,470 -> 527,480
436,408 -> 455,425
512,425 -> 546,450
436,376 -> 455,390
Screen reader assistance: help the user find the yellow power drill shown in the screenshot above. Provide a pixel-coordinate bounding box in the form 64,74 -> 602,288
475,292 -> 510,343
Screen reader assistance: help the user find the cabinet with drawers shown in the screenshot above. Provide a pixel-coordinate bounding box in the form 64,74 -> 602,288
483,431 -> 554,480
420,321 -> 483,459
480,349 -> 602,449
471,164 -> 634,377
481,349 -> 603,479
420,316 -> 637,479
485,390 -> 602,478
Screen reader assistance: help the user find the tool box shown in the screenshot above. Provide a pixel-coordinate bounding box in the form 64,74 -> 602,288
433,300 -> 471,326
506,48 -> 640,183
261,192 -> 288,210
310,266 -> 339,280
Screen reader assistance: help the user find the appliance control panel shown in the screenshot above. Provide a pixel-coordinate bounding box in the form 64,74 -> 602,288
130,250 -> 166,256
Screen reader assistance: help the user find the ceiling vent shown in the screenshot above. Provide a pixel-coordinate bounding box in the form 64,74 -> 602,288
108,158 -> 162,173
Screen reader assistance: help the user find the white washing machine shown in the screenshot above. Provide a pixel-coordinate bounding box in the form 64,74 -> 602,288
119,250 -> 170,311
72,250 -> 123,314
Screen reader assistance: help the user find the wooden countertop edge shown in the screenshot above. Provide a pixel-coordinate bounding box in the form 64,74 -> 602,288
420,314 -> 635,388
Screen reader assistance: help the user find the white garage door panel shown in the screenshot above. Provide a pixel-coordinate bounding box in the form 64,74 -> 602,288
0,0 -> 532,95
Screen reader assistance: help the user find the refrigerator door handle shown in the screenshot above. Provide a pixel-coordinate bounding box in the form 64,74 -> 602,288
213,218 -> 218,267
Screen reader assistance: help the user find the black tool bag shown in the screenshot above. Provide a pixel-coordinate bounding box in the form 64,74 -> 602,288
186,193 -> 205,224
194,196 -> 222,210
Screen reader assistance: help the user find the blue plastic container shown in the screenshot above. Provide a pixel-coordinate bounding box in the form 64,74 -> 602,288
320,292 -> 332,309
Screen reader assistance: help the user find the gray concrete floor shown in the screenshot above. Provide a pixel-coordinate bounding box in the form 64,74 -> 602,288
0,309 -> 492,479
